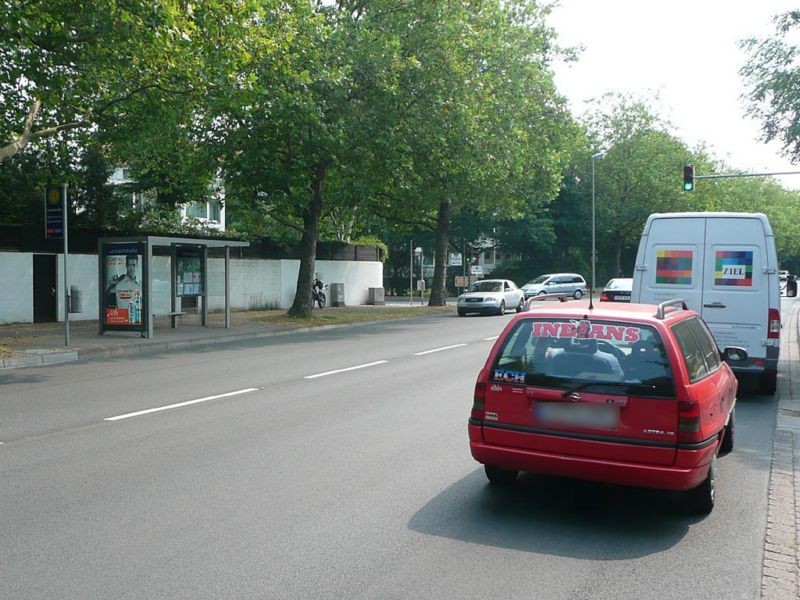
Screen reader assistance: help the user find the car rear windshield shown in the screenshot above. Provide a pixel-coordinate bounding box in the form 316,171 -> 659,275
492,317 -> 674,398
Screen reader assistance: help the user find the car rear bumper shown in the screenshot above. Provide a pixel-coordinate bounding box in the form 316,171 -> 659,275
469,424 -> 713,491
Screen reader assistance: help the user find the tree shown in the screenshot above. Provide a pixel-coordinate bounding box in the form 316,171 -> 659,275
357,0 -> 570,305
741,11 -> 800,161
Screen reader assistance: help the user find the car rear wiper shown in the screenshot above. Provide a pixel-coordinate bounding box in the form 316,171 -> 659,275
561,380 -> 624,398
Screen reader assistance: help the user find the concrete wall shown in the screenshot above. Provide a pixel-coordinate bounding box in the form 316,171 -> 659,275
0,252 -> 383,324
0,253 -> 33,323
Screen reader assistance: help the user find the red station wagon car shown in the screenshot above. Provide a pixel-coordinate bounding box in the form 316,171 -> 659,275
468,298 -> 741,514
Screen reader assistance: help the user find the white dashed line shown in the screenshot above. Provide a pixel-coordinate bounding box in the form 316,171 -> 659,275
413,343 -> 468,356
483,336 -> 499,341
304,360 -> 388,379
104,388 -> 260,421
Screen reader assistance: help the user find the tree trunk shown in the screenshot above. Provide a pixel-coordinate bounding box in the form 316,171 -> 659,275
288,164 -> 325,317
428,197 -> 451,306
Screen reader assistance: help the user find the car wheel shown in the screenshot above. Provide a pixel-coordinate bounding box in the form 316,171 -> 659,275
720,408 -> 734,454
573,289 -> 583,300
516,298 -> 525,313
484,464 -> 518,485
457,308 -> 466,317
685,454 -> 716,515
497,300 -> 505,315
759,369 -> 777,396
537,290 -> 547,296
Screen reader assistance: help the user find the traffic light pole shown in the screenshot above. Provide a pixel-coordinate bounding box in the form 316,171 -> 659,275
694,170 -> 800,180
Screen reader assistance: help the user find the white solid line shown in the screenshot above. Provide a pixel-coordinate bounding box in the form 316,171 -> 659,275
104,388 -> 260,421
413,343 -> 468,356
483,336 -> 499,341
304,360 -> 388,379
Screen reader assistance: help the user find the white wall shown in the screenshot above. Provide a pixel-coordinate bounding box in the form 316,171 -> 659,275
0,252 -> 383,323
56,253 -> 100,322
0,253 -> 33,323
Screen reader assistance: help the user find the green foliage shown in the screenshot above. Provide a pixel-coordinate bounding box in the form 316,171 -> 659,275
741,11 -> 800,161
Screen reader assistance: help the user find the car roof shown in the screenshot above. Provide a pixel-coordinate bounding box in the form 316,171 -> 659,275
517,300 -> 695,326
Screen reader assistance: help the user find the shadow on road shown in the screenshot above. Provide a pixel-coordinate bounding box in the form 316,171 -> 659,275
408,468 -> 698,560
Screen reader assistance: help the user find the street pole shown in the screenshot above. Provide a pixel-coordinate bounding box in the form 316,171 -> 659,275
62,183 -> 70,346
409,240 -> 413,307
591,152 -> 605,294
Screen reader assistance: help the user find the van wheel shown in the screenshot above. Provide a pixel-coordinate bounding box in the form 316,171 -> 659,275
759,369 -> 777,396
573,289 -> 583,300
484,464 -> 518,485
720,409 -> 734,454
685,455 -> 716,515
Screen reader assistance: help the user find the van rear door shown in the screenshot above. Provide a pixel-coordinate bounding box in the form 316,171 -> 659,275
701,217 -> 770,359
634,216 -> 704,311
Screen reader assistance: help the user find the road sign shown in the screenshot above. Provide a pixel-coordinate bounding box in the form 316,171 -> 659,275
470,265 -> 483,275
449,252 -> 462,266
455,275 -> 469,287
44,185 -> 65,238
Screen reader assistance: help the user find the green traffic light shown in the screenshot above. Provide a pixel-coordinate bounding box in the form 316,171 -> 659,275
683,181 -> 694,191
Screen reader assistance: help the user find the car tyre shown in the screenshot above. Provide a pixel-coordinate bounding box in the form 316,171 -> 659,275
497,300 -> 505,316
484,464 -> 518,485
759,369 -> 777,396
457,308 -> 466,317
516,298 -> 525,313
685,454 -> 716,515
537,290 -> 547,296
573,289 -> 583,300
720,409 -> 734,454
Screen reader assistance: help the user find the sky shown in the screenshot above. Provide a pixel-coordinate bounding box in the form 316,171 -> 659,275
547,0 -> 800,190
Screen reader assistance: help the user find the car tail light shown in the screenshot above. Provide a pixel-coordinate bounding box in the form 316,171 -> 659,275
768,309 -> 780,339
677,400 -> 701,443
600,293 -> 609,301
471,379 -> 486,420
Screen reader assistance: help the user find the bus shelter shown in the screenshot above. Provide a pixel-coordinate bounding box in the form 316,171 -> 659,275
98,235 -> 250,338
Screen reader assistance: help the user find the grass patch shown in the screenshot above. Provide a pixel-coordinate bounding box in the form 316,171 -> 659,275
0,344 -> 18,359
240,305 -> 455,327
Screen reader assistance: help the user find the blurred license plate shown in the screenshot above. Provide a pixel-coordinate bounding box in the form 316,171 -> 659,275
616,293 -> 630,299
536,402 -> 619,429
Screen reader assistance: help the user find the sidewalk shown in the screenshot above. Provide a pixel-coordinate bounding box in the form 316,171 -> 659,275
0,299 -> 454,369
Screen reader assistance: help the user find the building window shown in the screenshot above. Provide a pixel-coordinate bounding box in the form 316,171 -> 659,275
185,202 -> 207,219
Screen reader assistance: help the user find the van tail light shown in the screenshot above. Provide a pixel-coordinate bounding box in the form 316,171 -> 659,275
471,380 -> 486,421
768,309 -> 780,339
677,400 -> 701,443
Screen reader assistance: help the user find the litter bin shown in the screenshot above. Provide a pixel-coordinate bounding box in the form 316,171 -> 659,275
367,287 -> 385,305
69,285 -> 83,313
330,283 -> 346,307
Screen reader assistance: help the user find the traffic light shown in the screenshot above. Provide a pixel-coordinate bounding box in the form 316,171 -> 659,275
466,256 -> 472,264
683,164 -> 694,191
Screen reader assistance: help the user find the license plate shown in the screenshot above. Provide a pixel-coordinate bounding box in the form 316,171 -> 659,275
536,402 -> 619,429
616,293 -> 630,299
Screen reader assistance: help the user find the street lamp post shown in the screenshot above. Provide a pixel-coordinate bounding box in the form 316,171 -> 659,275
591,151 -> 605,294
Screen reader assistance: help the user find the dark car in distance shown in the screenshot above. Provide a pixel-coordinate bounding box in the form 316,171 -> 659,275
600,278 -> 633,302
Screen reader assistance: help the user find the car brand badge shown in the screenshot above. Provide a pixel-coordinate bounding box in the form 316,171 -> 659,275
569,392 -> 581,402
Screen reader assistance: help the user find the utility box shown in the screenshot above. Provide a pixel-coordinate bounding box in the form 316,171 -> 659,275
69,285 -> 83,313
330,283 -> 346,307
367,287 -> 385,305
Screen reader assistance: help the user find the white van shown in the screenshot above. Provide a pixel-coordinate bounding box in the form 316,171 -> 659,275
631,212 -> 780,394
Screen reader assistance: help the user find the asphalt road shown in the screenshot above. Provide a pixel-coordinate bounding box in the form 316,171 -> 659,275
0,302 -> 784,600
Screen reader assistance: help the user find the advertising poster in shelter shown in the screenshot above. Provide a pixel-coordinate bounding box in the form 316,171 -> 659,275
104,243 -> 144,329
176,247 -> 204,297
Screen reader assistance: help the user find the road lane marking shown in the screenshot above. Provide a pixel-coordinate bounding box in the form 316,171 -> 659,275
413,343 -> 468,356
483,336 -> 499,341
304,360 -> 388,379
104,388 -> 260,421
